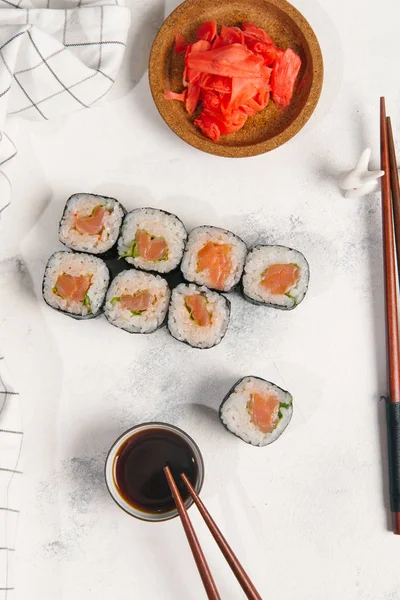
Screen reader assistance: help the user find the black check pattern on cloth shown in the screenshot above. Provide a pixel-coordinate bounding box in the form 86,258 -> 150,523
0,359 -> 22,600
0,0 -> 131,214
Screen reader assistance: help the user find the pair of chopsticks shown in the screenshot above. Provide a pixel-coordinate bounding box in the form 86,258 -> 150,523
380,97 -> 400,535
164,466 -> 262,599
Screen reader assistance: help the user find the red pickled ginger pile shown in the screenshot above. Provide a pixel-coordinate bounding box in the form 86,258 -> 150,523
164,21 -> 302,142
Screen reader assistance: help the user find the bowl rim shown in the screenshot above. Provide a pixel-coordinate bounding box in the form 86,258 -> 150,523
148,0 -> 324,158
104,421 -> 205,522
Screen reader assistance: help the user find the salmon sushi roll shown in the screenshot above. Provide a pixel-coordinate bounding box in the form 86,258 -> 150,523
219,376 -> 293,446
42,251 -> 110,319
118,208 -> 187,273
59,193 -> 125,255
104,270 -> 170,333
242,245 -> 309,309
181,226 -> 247,292
168,283 -> 230,349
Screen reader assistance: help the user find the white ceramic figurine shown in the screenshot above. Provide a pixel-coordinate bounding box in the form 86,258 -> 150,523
340,148 -> 384,199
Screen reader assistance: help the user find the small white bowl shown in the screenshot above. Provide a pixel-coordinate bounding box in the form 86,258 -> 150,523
105,422 -> 205,522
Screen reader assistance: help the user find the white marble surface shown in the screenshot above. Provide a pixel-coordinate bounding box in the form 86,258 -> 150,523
1,0 -> 400,598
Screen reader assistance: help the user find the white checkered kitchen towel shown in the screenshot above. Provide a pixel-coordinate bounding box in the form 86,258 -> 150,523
0,0 -> 131,213
0,0 -> 130,596
0,359 -> 21,599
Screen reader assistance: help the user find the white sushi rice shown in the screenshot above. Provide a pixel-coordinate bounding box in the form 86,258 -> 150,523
181,226 -> 247,292
43,252 -> 109,317
104,270 -> 170,333
118,208 -> 187,273
220,377 -> 293,447
59,193 -> 125,254
243,245 -> 310,309
168,283 -> 230,349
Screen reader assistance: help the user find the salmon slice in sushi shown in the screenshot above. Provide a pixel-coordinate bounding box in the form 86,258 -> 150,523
42,252 -> 109,319
168,283 -> 230,348
242,245 -> 309,309
219,376 -> 293,446
118,208 -> 187,273
104,270 -> 170,333
181,226 -> 247,292
59,193 -> 125,255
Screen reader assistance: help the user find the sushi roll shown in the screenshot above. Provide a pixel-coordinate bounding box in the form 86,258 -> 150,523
104,270 -> 170,334
118,208 -> 187,274
181,226 -> 247,292
242,245 -> 309,309
219,376 -> 293,446
42,251 -> 109,319
59,193 -> 125,255
168,283 -> 230,349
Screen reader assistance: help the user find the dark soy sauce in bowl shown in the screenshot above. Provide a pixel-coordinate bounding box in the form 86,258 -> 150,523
114,427 -> 198,514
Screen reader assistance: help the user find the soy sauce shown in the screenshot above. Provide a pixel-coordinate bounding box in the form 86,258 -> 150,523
114,428 -> 198,514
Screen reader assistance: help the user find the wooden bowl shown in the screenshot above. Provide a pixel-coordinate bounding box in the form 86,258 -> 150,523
149,0 -> 323,158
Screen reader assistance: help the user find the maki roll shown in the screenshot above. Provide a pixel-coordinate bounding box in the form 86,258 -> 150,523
181,226 -> 247,292
220,376 -> 293,446
104,270 -> 170,333
42,251 -> 109,319
59,193 -> 125,255
242,245 -> 309,309
168,283 -> 230,349
118,208 -> 187,273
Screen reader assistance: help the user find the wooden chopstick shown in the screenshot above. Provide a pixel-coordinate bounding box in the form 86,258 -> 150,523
380,98 -> 400,403
163,466 -> 221,600
181,473 -> 263,600
386,116 -> 400,278
380,98 -> 400,535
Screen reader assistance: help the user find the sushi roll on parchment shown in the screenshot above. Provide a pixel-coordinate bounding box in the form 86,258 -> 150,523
220,376 -> 293,446
59,193 -> 125,255
104,270 -> 170,334
43,252 -> 109,319
118,208 -> 187,274
168,283 -> 230,349
242,245 -> 309,309
181,226 -> 247,292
